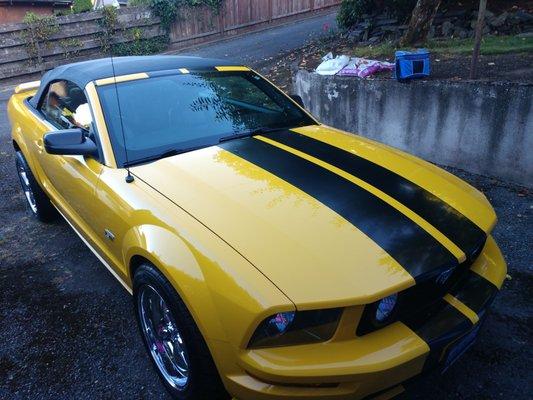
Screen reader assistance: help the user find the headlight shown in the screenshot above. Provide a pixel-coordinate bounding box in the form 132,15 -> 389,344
248,308 -> 342,348
376,294 -> 398,322
356,293 -> 400,336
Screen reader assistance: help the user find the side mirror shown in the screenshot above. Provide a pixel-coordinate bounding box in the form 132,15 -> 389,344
44,128 -> 98,158
290,94 -> 305,108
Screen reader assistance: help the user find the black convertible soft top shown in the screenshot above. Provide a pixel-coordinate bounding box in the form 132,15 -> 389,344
29,55 -> 238,108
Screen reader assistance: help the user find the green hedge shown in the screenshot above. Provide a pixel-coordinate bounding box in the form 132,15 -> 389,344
337,0 -> 417,30
71,0 -> 93,14
337,0 -> 374,30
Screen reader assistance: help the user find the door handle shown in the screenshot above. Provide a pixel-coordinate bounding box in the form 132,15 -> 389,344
36,139 -> 43,152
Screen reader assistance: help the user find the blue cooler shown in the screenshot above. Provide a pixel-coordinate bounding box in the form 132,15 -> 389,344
395,49 -> 430,80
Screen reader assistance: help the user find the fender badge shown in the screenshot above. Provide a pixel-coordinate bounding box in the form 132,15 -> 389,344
104,229 -> 115,241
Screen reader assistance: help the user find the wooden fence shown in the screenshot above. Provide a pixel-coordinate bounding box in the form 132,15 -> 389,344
0,0 -> 340,82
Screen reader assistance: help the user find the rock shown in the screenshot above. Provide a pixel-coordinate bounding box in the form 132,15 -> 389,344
473,9 -> 494,19
442,20 -> 454,37
444,10 -> 466,19
433,12 -> 448,24
375,13 -> 390,21
382,25 -> 400,32
453,27 -> 469,39
490,12 -> 509,27
428,25 -> 436,39
375,18 -> 398,27
513,10 -> 533,23
347,29 -> 364,41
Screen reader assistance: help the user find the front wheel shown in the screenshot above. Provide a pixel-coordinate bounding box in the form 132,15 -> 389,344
15,151 -> 56,222
133,263 -> 229,400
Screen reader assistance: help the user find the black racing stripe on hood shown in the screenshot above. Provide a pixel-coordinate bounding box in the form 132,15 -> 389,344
263,130 -> 487,260
220,137 -> 457,282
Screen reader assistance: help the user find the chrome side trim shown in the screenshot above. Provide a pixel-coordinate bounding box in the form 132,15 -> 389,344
53,204 -> 133,295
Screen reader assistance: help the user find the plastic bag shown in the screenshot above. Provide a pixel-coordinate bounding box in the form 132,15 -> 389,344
316,54 -> 350,76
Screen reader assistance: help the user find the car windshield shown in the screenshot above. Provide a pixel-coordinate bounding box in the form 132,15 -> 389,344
97,71 -> 316,167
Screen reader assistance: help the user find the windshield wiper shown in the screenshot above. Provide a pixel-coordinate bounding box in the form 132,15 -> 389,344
124,127 -> 291,167
124,147 -> 200,168
218,127 -> 289,143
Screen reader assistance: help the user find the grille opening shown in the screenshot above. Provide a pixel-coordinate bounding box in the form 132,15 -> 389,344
356,239 -> 486,337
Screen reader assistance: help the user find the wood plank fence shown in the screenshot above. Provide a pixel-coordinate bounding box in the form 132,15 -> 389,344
0,0 -> 340,82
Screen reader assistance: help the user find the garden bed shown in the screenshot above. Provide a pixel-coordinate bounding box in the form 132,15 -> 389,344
258,34 -> 533,90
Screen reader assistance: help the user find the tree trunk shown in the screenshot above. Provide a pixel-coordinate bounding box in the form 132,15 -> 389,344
400,0 -> 442,46
470,0 -> 487,79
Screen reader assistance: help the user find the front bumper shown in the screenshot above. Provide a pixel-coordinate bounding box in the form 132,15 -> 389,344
223,235 -> 507,400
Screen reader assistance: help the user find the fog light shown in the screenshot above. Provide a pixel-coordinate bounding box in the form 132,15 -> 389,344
376,294 -> 398,322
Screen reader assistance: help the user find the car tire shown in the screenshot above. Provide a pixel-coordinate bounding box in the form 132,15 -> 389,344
133,263 -> 229,400
15,151 -> 57,222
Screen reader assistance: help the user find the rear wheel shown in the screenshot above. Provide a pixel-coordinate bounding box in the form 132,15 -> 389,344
15,151 -> 56,222
133,263 -> 229,400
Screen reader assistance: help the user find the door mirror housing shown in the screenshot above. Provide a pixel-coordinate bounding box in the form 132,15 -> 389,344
44,129 -> 98,158
290,94 -> 305,108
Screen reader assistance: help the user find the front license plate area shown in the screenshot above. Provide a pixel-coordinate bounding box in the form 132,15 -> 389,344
442,324 -> 481,372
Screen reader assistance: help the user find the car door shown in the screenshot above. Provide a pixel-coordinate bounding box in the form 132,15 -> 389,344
34,80 -> 104,235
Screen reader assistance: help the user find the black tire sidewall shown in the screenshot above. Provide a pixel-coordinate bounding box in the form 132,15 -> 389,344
15,151 -> 56,222
133,263 -> 228,400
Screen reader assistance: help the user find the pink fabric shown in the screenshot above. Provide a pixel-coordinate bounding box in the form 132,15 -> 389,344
337,57 -> 394,78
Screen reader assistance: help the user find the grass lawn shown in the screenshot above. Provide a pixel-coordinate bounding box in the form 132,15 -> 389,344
350,35 -> 533,58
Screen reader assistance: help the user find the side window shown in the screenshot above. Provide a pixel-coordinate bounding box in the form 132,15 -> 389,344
39,80 -> 93,131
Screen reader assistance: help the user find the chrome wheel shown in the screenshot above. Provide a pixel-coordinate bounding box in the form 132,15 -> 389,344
138,285 -> 190,390
17,161 -> 37,214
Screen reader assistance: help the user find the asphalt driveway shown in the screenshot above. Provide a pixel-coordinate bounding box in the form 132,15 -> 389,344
174,11 -> 338,67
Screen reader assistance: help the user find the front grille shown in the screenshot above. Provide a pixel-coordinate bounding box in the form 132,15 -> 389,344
356,238 -> 486,336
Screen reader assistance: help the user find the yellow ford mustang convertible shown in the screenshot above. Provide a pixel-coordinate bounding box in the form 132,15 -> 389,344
8,56 -> 506,400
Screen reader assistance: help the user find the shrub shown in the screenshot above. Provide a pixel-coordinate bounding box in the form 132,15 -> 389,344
337,0 -> 374,30
150,0 -> 178,32
337,0 -> 418,29
113,35 -> 169,56
129,0 -> 151,6
21,12 -> 60,65
71,0 -> 93,14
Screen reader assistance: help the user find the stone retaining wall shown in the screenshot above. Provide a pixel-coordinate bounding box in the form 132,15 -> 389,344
294,69 -> 533,187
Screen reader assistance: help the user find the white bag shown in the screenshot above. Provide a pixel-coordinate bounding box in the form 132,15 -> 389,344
315,54 -> 350,76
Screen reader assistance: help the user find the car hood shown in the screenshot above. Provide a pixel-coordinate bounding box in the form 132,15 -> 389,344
131,125 -> 496,309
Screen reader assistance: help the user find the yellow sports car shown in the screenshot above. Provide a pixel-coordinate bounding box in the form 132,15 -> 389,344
8,56 -> 506,400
